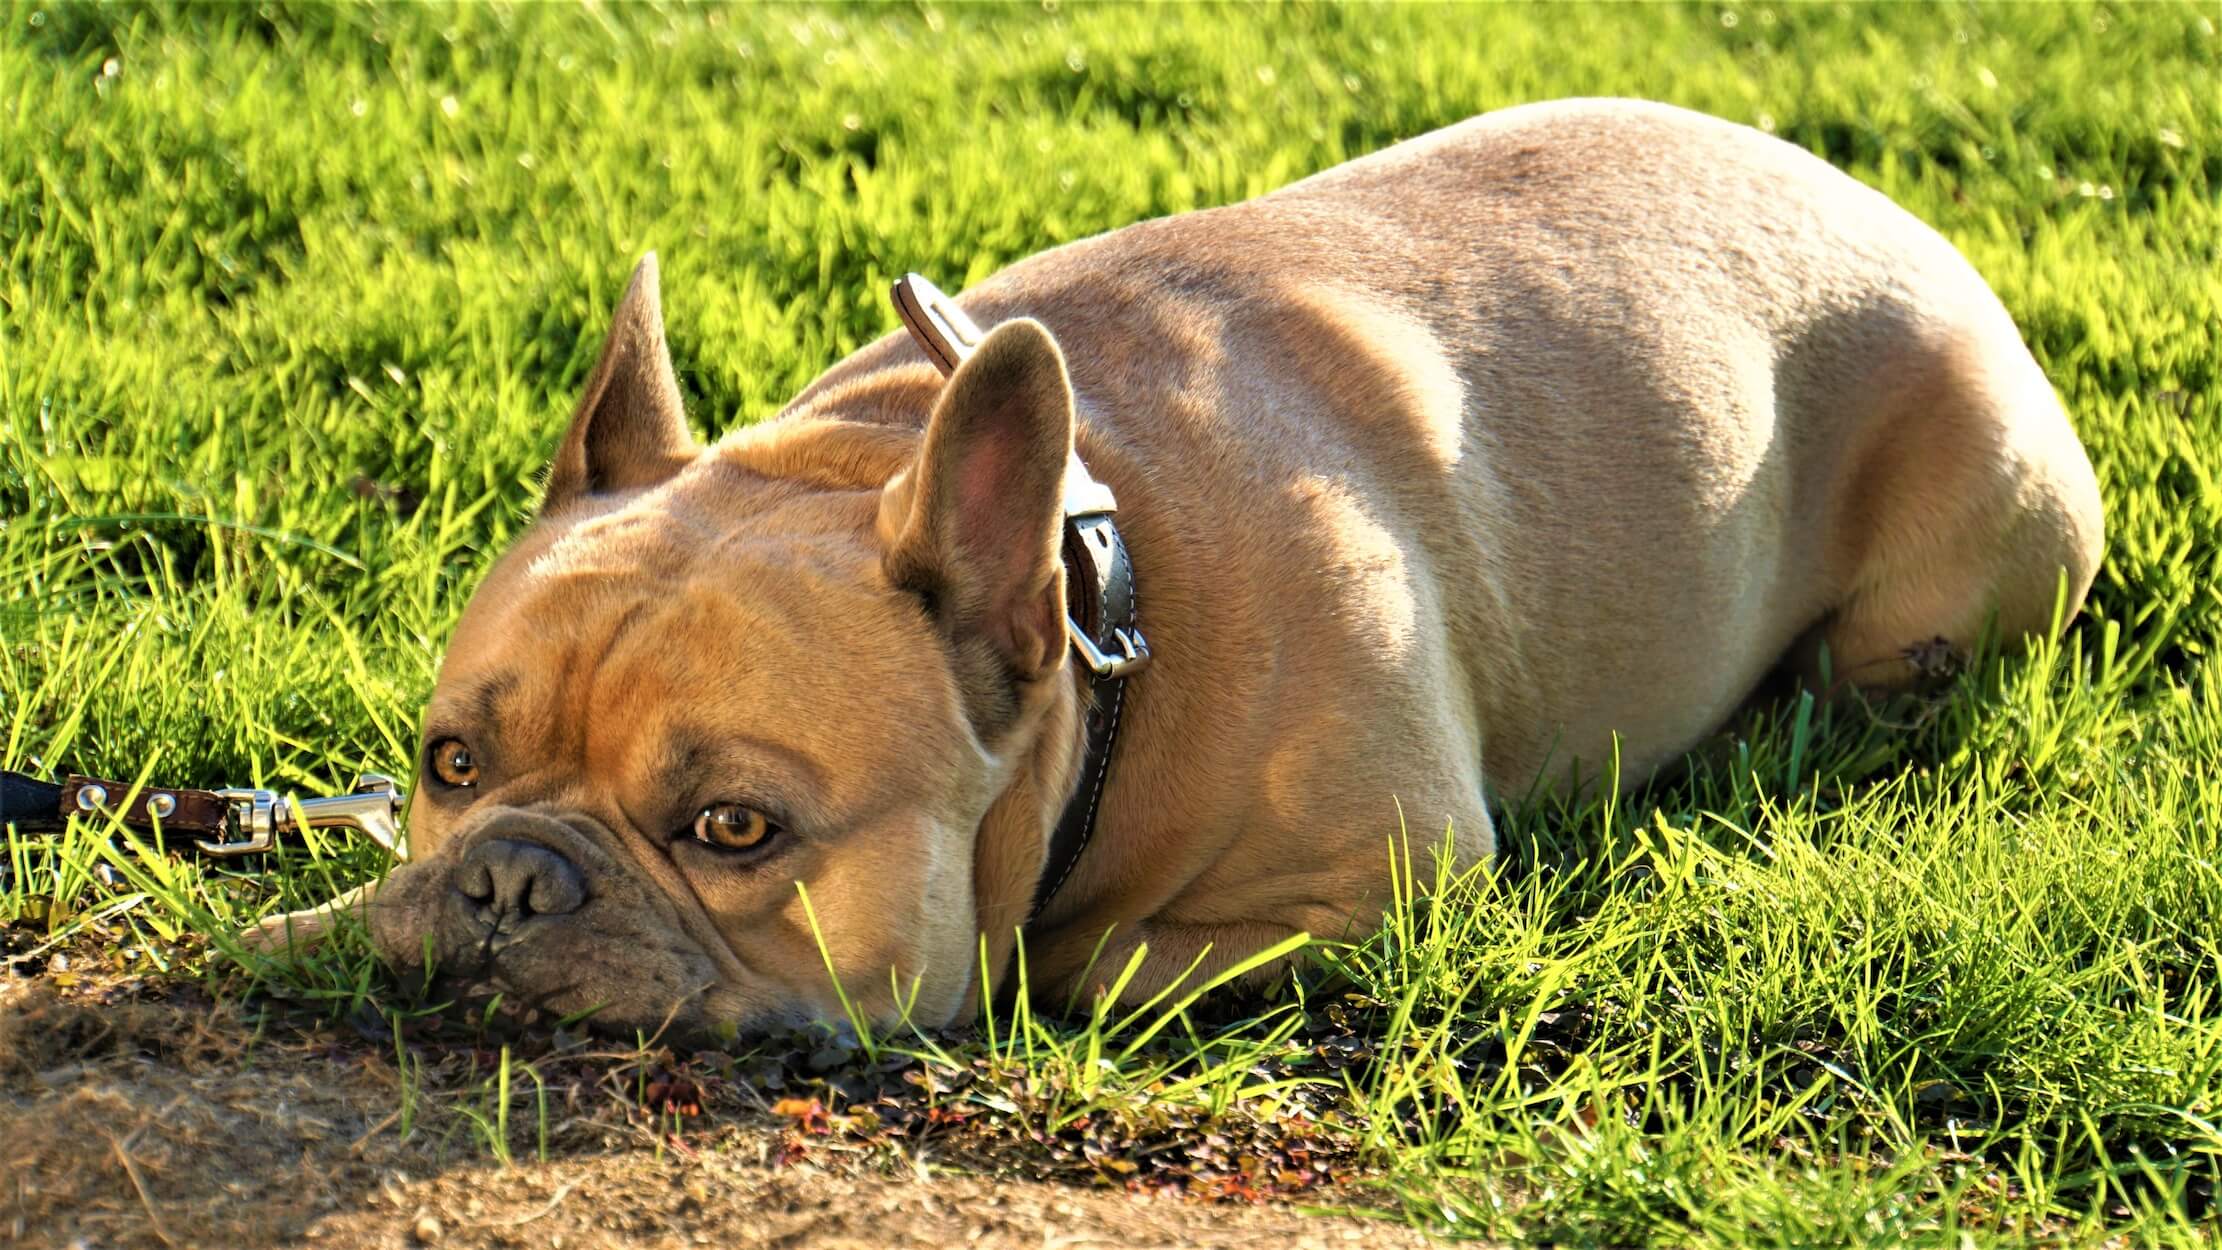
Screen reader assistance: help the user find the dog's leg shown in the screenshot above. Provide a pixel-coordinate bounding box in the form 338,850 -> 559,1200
1798,332 -> 2104,692
1057,919 -> 1310,1009
1054,889 -> 1430,1008
237,880 -> 381,955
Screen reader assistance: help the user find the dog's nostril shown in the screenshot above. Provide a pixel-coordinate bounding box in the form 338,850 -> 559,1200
457,859 -> 496,904
452,838 -> 588,926
525,874 -> 576,918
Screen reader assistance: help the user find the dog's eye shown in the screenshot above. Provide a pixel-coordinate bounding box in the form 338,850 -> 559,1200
692,803 -> 778,852
428,739 -> 480,788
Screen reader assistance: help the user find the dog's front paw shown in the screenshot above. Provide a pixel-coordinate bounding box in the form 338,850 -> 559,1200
236,881 -> 379,955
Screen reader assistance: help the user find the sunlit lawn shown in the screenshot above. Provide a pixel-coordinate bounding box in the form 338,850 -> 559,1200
4,2 -> 2218,1243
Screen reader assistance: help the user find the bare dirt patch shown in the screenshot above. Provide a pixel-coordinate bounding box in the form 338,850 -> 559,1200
1,977 -> 1440,1249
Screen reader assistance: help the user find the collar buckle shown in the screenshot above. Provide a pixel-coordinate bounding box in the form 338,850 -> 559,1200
1069,619 -> 1150,679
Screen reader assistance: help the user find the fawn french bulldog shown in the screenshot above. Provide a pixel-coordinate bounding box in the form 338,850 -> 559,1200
256,99 -> 2102,1038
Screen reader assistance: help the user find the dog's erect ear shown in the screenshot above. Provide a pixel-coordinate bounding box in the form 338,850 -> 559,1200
881,319 -> 1073,711
544,254 -> 698,512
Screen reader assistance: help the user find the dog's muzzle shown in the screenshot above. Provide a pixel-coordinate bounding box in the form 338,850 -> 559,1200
366,809 -> 732,1037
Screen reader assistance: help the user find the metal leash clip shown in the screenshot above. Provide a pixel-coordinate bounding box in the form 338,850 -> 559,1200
198,774 -> 407,860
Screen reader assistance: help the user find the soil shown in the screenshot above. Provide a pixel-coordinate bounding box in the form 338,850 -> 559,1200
0,976 -> 1444,1250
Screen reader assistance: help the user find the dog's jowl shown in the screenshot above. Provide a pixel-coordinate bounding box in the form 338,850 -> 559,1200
294,99 -> 2104,1037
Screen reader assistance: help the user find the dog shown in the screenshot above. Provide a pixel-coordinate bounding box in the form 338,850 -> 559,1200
256,98 -> 2103,1038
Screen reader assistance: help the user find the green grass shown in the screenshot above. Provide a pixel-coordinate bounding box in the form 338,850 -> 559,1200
3,0 -> 2219,1244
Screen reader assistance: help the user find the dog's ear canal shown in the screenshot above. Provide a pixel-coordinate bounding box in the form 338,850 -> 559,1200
542,253 -> 699,513
881,319 -> 1075,712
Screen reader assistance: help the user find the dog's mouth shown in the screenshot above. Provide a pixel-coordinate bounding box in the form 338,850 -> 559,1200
412,969 -> 587,1034
405,947 -> 724,1042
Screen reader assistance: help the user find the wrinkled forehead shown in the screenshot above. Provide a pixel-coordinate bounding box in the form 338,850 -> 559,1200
433,484 -> 972,815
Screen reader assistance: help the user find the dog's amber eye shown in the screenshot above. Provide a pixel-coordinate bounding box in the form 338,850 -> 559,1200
429,739 -> 480,788
693,803 -> 776,852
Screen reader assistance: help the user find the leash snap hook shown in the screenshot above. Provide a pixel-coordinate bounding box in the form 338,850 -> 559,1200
196,774 -> 408,860
200,788 -> 280,857
287,773 -> 408,861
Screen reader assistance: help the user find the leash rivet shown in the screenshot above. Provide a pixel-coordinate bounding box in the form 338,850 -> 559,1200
76,784 -> 108,811
148,793 -> 177,819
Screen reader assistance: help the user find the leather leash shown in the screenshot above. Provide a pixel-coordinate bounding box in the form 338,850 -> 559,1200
0,767 -> 407,859
892,273 -> 1150,922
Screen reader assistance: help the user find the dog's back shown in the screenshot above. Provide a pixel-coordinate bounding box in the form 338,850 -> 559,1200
920,98 -> 2101,793
780,98 -> 2100,918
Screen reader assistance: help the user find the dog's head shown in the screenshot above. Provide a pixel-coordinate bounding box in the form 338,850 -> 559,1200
367,257 -> 1085,1038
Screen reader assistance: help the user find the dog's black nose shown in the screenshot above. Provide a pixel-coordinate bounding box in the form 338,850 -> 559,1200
452,838 -> 587,929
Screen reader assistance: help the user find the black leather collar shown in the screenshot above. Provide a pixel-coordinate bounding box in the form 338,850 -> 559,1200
891,274 -> 1150,923
1039,507 -> 1143,918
